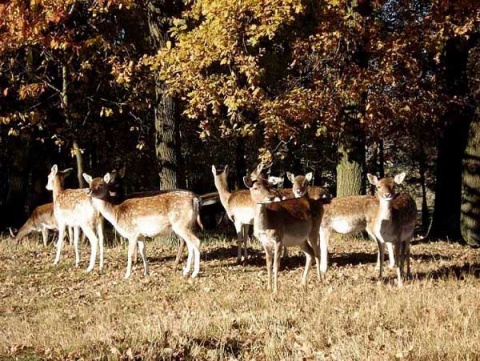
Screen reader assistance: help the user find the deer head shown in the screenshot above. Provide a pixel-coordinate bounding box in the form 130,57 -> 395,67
367,172 -> 406,201
286,172 -> 313,198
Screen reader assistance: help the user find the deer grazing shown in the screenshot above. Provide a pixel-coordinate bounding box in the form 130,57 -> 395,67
366,173 -> 416,286
84,172 -> 202,279
212,165 -> 255,263
46,165 -> 104,272
244,176 -> 323,293
288,171 -> 395,275
13,203 -> 57,246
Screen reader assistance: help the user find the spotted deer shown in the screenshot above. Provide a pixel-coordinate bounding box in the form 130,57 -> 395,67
244,176 -> 323,293
106,167 -> 205,267
288,171 -> 396,275
366,173 -> 416,286
46,165 -> 104,272
84,172 -> 202,279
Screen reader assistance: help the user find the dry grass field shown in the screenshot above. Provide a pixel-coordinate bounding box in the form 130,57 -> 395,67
1,230 -> 479,360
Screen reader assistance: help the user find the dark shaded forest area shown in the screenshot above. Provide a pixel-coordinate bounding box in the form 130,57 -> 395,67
0,0 -> 479,246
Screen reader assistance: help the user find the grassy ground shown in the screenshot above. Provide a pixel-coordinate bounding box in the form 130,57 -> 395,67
0,231 -> 479,360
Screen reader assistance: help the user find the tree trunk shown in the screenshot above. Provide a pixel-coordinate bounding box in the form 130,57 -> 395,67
147,0 -> 182,190
61,63 -> 84,188
336,125 -> 365,197
460,40 -> 480,247
429,113 -> 469,240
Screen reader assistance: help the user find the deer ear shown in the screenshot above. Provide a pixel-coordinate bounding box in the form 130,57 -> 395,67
211,165 -> 216,175
104,173 -> 111,184
243,176 -> 254,189
63,168 -> 74,177
50,164 -> 58,175
394,172 -> 406,185
367,173 -> 378,185
83,173 -> 93,185
286,172 -> 295,183
118,166 -> 126,178
305,172 -> 313,182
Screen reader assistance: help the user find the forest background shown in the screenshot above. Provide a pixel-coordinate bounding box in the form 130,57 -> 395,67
0,0 -> 479,246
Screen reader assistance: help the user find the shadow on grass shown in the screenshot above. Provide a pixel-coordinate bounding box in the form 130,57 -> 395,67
413,262 -> 480,281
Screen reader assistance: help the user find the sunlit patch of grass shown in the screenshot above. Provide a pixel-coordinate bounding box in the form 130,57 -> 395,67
0,233 -> 479,360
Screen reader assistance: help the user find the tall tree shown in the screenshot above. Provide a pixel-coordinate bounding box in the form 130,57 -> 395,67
146,0 -> 183,189
460,39 -> 480,247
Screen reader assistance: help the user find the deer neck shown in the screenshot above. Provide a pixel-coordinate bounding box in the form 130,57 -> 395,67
377,197 -> 393,222
213,177 -> 232,212
91,198 -> 119,228
51,177 -> 65,203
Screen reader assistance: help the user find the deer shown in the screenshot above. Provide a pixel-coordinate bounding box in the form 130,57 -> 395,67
286,172 -> 331,200
287,171 -> 396,275
243,176 -> 323,293
83,172 -> 202,279
212,164 -> 256,263
366,173 -> 417,286
106,167 -> 206,268
12,203 -> 57,246
46,165 -> 104,272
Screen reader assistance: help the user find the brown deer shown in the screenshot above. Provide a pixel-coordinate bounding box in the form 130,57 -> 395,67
286,172 -> 331,200
83,172 -> 202,279
244,176 -> 323,293
212,165 -> 255,263
287,171 -> 395,275
13,203 -> 57,246
366,173 -> 416,286
46,165 -> 104,272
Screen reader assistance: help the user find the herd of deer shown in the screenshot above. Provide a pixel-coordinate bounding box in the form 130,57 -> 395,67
12,163 -> 417,293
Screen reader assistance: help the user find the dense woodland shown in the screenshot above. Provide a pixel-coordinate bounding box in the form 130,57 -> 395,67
0,0 -> 479,245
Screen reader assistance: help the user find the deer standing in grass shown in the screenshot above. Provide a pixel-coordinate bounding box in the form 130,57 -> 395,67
46,165 -> 104,272
212,165 -> 255,263
13,203 -> 57,246
244,176 -> 323,293
366,173 -> 416,286
287,172 -> 395,275
84,172 -> 202,279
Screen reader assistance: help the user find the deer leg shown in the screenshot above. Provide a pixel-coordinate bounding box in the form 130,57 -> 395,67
96,220 -> 104,270
81,226 -> 98,273
264,245 -> 273,292
137,236 -> 149,276
54,225 -> 66,266
174,239 -> 186,268
273,241 -> 282,294
73,226 -> 80,267
405,238 -> 411,277
319,227 -> 330,274
394,241 -> 403,287
175,228 -> 201,278
241,224 -> 249,261
234,221 -> 243,263
386,242 -> 395,269
41,227 -> 49,247
377,240 -> 385,279
125,238 -> 137,279
298,241 -> 314,287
